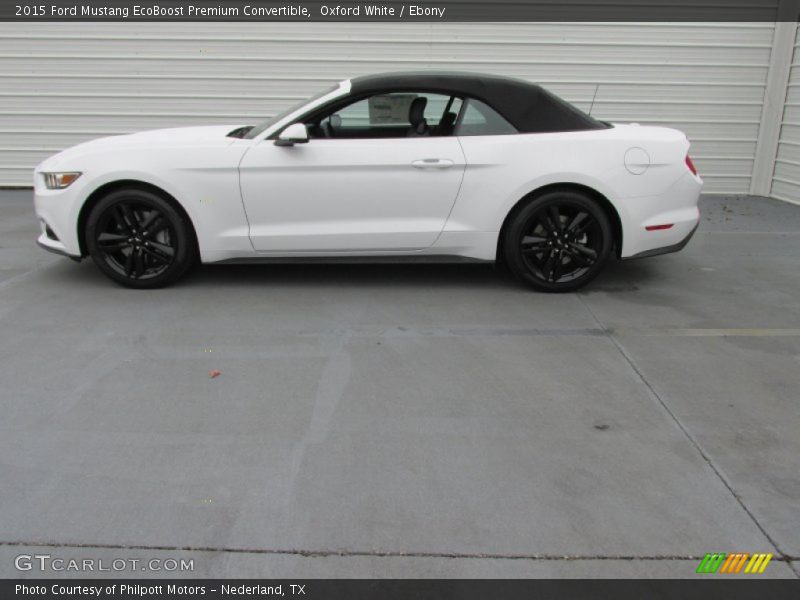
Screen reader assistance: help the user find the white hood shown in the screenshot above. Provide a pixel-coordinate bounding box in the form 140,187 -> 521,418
37,125 -> 246,171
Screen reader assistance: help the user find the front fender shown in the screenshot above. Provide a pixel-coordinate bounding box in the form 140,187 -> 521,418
40,142 -> 252,262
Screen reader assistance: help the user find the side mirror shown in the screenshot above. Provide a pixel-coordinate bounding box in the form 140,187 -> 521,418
275,123 -> 309,147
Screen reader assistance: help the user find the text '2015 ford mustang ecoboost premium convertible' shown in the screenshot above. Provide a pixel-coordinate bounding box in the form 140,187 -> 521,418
33,72 -> 702,291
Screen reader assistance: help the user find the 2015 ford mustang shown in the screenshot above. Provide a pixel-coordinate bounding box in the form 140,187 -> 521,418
33,71 -> 702,291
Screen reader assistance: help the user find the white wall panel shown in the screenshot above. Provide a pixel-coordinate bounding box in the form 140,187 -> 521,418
772,26 -> 800,203
0,22 -> 776,192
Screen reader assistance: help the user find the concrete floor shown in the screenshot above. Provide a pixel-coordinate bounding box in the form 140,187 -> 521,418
0,191 -> 798,579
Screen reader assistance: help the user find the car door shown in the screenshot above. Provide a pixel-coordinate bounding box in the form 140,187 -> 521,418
239,92 -> 466,252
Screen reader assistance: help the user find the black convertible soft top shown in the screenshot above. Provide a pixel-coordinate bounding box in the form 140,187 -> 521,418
349,71 -> 608,134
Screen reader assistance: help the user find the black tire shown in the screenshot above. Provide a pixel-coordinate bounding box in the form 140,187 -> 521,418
503,190 -> 612,293
85,188 -> 196,289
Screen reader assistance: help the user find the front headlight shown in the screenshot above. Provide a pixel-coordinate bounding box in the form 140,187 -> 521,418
42,172 -> 81,189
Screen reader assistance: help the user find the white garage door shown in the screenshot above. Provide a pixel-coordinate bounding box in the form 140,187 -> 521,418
0,22 -> 775,192
772,26 -> 800,203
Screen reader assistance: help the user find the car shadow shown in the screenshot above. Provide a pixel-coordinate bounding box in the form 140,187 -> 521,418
187,262 -> 513,290
581,258 -> 659,293
182,258 -> 660,293
39,255 -> 661,294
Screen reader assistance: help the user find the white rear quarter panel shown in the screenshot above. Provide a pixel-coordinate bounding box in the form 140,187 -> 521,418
447,124 -> 701,258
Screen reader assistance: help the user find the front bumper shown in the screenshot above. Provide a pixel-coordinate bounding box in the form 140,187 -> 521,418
36,234 -> 81,261
33,174 -> 86,258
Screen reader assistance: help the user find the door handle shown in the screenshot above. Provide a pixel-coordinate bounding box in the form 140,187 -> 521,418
411,158 -> 454,169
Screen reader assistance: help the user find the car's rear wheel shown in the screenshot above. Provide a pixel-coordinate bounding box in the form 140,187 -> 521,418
85,188 -> 196,288
503,190 -> 612,292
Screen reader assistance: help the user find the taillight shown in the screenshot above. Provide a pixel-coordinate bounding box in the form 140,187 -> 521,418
685,155 -> 698,176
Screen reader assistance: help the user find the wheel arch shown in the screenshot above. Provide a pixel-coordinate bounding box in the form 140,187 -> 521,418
77,179 -> 199,258
496,182 -> 623,263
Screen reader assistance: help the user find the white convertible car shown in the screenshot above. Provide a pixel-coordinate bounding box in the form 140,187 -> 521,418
34,72 -> 702,291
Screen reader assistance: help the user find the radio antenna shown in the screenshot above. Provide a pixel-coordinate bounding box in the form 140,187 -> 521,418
589,83 -> 600,117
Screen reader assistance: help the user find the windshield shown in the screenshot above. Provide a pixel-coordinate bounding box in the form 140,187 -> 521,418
244,85 -> 338,139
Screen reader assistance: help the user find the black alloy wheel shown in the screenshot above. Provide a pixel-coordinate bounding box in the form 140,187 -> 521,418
86,188 -> 196,288
503,190 -> 612,292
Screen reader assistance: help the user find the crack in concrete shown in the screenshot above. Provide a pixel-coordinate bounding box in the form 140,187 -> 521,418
281,332 -> 352,507
291,327 -> 800,339
3,540 -> 798,563
576,294 -> 800,579
0,257 -> 59,292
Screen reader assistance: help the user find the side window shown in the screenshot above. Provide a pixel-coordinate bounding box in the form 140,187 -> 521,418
455,99 -> 517,136
308,92 -> 457,139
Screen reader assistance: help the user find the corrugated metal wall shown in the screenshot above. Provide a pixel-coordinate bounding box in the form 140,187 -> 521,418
772,26 -> 800,203
0,22 -> 777,192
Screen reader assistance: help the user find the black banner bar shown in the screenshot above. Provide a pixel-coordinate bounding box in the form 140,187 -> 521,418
2,0 -> 799,22
4,579 -> 800,600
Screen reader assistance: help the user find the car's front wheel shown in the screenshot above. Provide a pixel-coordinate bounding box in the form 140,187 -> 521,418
503,190 -> 612,292
85,188 -> 196,288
